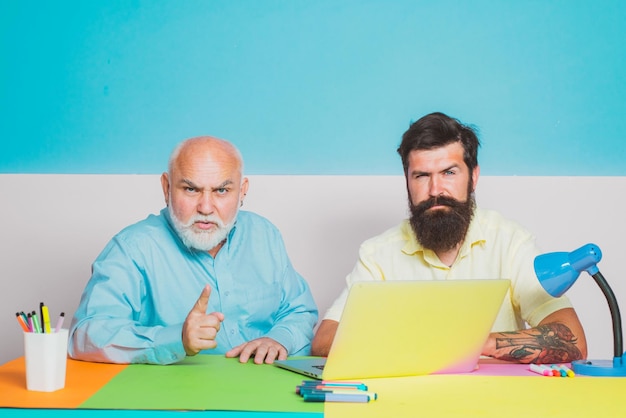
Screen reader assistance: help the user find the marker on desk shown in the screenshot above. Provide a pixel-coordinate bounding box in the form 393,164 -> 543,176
303,392 -> 371,403
54,312 -> 65,333
540,364 -> 559,376
300,380 -> 368,390
41,303 -> 51,333
550,364 -> 567,377
297,383 -> 369,394
300,388 -> 378,400
15,312 -> 30,332
558,364 -> 575,378
529,364 -> 552,376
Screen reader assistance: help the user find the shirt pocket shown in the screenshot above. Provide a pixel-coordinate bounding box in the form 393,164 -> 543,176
241,281 -> 282,328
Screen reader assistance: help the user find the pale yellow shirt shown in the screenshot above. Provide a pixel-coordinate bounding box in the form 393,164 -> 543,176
324,208 -> 572,332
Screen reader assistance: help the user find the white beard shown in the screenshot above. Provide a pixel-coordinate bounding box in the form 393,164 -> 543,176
168,205 -> 236,252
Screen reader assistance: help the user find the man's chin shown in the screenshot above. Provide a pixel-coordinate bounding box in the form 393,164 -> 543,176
192,223 -> 218,232
185,234 -> 223,252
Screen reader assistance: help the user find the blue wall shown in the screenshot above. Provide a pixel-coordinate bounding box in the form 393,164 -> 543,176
2,0 -> 625,175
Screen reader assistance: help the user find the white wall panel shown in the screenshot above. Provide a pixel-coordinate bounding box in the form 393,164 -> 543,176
1,174 -> 624,364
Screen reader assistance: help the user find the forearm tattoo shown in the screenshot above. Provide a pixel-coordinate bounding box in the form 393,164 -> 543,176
493,322 -> 582,363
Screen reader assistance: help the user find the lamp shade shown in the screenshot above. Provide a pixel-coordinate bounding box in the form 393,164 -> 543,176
534,243 -> 602,297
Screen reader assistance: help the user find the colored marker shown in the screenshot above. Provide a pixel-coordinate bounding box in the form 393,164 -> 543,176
27,312 -> 35,333
297,384 -> 369,394
301,380 -> 365,385
39,302 -> 45,332
300,388 -> 378,400
19,311 -> 29,326
299,381 -> 365,387
550,365 -> 567,377
300,380 -> 368,390
558,364 -> 575,377
54,312 -> 65,333
540,364 -> 559,376
529,364 -> 551,376
15,312 -> 30,332
540,364 -> 556,376
302,392 -> 371,403
31,311 -> 42,333
41,303 -> 51,333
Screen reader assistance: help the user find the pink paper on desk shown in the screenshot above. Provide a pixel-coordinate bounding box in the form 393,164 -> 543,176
433,359 -> 569,377
472,362 -> 533,376
469,360 -> 572,376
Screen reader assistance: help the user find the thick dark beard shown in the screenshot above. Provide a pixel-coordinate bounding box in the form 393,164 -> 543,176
409,193 -> 476,254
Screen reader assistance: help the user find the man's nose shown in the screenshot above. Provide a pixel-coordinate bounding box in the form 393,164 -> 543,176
428,176 -> 443,197
197,191 -> 214,214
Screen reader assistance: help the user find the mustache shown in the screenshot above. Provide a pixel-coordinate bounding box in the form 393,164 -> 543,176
182,215 -> 224,229
412,195 -> 466,212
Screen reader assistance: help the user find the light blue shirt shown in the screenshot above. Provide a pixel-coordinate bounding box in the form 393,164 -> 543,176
69,209 -> 318,364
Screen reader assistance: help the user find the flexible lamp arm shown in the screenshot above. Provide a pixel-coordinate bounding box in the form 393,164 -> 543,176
591,271 -> 623,359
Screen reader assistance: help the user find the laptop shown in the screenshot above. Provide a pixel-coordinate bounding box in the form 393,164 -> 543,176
275,279 -> 509,380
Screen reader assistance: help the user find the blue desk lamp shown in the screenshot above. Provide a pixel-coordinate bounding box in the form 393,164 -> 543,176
534,243 -> 626,376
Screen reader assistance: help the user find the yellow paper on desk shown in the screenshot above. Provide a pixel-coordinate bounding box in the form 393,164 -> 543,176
326,373 -> 626,418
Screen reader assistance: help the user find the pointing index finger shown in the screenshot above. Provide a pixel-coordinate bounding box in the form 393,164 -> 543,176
192,285 -> 212,314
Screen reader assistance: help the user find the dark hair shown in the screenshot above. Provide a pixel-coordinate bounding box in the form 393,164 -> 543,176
397,112 -> 481,175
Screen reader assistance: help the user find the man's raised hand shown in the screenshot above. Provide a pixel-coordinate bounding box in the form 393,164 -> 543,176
182,285 -> 225,356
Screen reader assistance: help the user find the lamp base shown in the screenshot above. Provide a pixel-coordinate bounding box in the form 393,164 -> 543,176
572,358 -> 626,376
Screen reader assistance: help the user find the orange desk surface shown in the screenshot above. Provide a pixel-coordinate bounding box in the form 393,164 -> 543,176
0,356 -> 126,408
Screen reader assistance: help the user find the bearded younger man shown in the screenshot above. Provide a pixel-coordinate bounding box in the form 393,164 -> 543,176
69,137 -> 318,365
311,112 -> 587,364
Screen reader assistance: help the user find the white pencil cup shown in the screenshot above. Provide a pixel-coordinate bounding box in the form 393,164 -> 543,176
23,328 -> 69,392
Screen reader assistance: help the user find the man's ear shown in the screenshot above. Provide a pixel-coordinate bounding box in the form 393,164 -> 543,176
471,165 -> 480,192
160,172 -> 170,206
240,177 -> 249,206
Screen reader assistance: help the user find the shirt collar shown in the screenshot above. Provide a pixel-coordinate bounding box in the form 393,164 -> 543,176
223,218 -> 239,252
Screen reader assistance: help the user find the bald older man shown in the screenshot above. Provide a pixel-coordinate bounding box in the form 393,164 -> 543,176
69,137 -> 318,365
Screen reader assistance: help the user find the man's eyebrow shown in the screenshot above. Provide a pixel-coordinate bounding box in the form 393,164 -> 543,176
177,179 -> 234,191
212,180 -> 234,190
410,169 -> 430,177
180,178 -> 199,189
410,164 -> 460,177
440,164 -> 460,173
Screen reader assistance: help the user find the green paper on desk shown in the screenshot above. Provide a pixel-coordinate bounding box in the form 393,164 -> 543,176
80,355 -> 322,413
